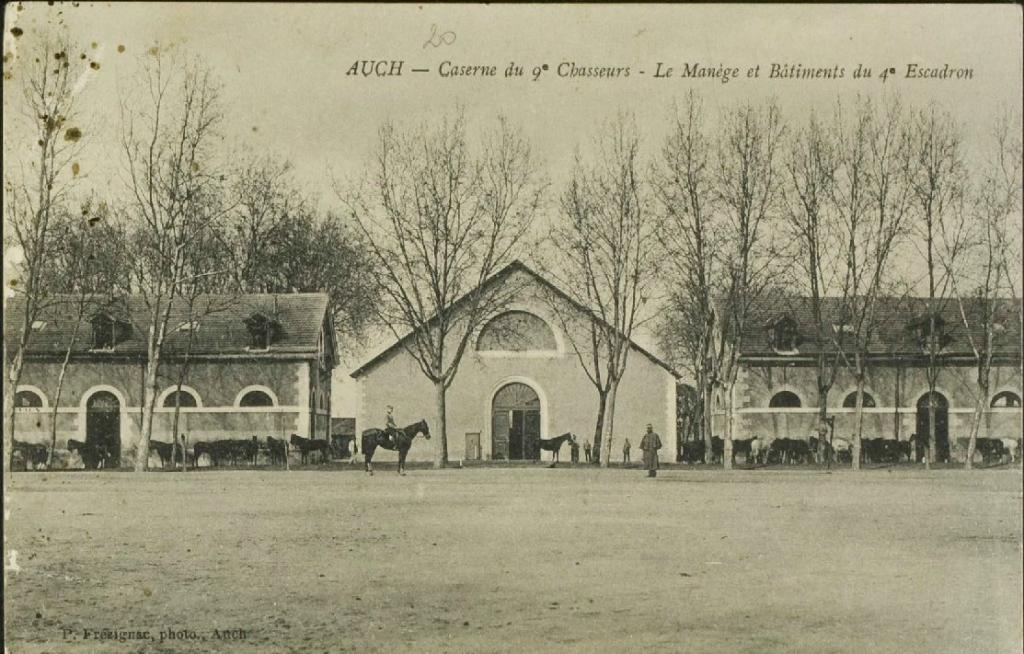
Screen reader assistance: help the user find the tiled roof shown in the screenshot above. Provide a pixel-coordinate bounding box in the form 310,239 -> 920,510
4,293 -> 331,358
728,296 -> 1022,358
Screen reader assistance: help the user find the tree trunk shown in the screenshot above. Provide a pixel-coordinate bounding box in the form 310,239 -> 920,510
816,382 -> 829,464
723,383 -> 734,470
852,373 -> 865,470
47,322 -> 80,468
926,399 -> 935,470
433,380 -> 448,469
600,379 -> 619,468
703,382 -> 713,465
47,352 -> 72,469
964,387 -> 987,470
135,355 -> 161,472
592,388 -> 608,464
4,347 -> 26,474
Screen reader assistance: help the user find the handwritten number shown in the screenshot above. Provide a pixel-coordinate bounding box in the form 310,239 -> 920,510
423,24 -> 456,49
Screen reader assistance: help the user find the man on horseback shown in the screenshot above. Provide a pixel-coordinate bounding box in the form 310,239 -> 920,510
385,405 -> 400,449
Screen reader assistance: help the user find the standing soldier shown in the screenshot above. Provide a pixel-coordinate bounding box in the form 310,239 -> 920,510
570,438 -> 580,464
583,439 -> 592,463
622,438 -> 631,464
640,424 -> 662,478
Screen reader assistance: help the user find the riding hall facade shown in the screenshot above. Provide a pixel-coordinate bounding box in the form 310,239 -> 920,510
710,297 -> 1023,461
351,262 -> 681,464
7,293 -> 336,468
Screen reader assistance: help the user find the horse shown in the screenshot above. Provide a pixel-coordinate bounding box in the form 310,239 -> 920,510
66,439 -> 109,470
266,436 -> 287,465
12,439 -> 48,470
361,419 -> 430,476
538,432 -> 575,467
289,434 -> 331,465
149,440 -> 183,468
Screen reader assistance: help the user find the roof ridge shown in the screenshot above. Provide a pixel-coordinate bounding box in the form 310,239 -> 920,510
351,261 -> 679,378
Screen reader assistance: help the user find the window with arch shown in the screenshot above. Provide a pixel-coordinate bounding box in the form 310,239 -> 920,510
15,389 -> 44,408
769,391 -> 802,408
990,391 -> 1022,408
842,391 -> 876,408
162,389 -> 199,408
238,389 -> 275,407
477,311 -> 557,352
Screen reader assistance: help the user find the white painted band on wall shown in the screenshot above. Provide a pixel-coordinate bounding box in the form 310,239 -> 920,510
15,406 -> 306,414
725,407 -> 1022,416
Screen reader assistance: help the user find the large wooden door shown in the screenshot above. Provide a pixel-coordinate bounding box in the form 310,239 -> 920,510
524,410 -> 541,460
492,382 -> 541,461
916,392 -> 949,462
86,391 -> 121,467
491,411 -> 510,460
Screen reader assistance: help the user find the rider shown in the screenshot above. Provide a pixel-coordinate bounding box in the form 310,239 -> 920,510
385,405 -> 399,449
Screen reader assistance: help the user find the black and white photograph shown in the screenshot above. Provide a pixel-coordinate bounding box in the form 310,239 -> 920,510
3,3 -> 1022,652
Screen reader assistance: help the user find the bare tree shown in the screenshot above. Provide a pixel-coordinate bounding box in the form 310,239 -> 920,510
229,156 -> 379,351
119,49 -> 231,471
345,113 -> 542,468
832,97 -> 915,470
942,112 -> 1022,469
653,93 -> 720,463
711,102 -> 785,470
2,37 -> 87,473
226,154 -> 301,292
780,111 -> 845,463
908,104 -> 967,469
44,201 -> 127,467
546,113 -> 661,467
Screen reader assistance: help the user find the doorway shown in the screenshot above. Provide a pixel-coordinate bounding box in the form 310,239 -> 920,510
86,390 -> 121,467
491,382 -> 541,461
915,391 -> 949,463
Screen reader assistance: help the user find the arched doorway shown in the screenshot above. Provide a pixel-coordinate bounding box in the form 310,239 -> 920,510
86,391 -> 121,467
492,382 -> 541,461
915,391 -> 949,463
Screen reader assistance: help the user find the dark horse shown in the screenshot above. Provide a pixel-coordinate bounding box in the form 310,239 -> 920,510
538,432 -> 576,467
289,434 -> 331,464
361,419 -> 430,475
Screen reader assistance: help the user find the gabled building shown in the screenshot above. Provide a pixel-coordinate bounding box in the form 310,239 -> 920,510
6,293 -> 336,466
351,261 -> 680,463
710,296 -> 1022,460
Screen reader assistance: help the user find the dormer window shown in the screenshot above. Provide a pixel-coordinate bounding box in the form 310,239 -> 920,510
177,321 -> 200,333
91,313 -> 130,350
244,312 -> 281,350
31,320 -> 47,331
908,314 -> 952,351
768,316 -> 800,354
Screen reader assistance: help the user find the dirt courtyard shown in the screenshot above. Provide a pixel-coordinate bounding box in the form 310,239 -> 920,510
4,466 -> 1022,653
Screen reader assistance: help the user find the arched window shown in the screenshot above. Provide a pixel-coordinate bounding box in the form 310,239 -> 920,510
769,391 -> 802,408
477,311 -> 557,352
239,390 -> 274,407
842,391 -> 876,408
15,389 -> 44,408
990,391 -> 1022,408
162,389 -> 199,408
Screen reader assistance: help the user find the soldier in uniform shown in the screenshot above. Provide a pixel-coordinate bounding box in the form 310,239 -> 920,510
385,405 -> 399,449
640,424 -> 662,478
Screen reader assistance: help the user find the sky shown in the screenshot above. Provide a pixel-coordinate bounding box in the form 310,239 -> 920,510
4,3 -> 1023,413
